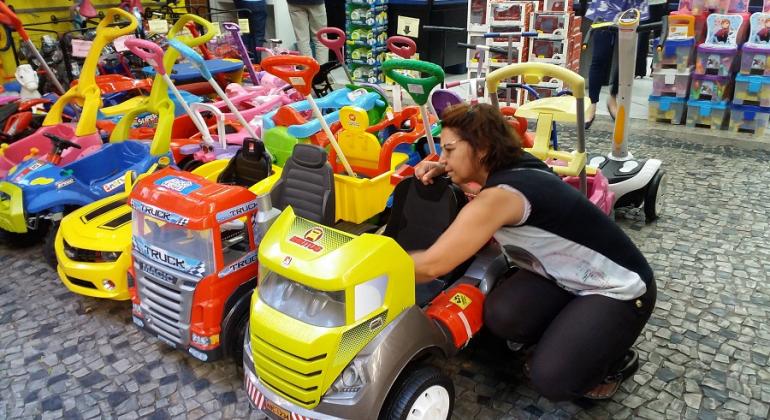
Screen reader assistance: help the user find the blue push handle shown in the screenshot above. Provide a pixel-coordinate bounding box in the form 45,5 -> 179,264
168,39 -> 212,80
484,31 -> 538,38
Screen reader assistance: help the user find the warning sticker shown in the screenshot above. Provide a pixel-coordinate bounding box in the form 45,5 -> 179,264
450,292 -> 471,310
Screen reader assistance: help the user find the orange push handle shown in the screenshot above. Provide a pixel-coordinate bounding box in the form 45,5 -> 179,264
260,55 -> 320,97
0,2 -> 27,39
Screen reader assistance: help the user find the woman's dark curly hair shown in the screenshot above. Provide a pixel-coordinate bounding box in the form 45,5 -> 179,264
440,103 -> 524,172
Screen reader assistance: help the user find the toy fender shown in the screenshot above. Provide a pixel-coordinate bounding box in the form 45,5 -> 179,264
286,92 -> 385,139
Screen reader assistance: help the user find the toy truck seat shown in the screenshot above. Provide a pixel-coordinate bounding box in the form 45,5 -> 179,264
383,176 -> 469,306
270,144 -> 335,225
218,139 -> 272,187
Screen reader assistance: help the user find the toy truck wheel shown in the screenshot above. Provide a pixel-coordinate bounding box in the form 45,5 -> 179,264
380,366 -> 454,420
643,170 -> 666,223
224,307 -> 250,369
43,221 -> 59,269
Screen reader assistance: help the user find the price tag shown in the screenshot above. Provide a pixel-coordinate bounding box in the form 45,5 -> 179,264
407,83 -> 424,94
113,35 -> 136,52
238,18 -> 250,34
664,72 -> 675,85
289,76 -> 306,86
148,19 -> 169,34
71,39 -> 93,58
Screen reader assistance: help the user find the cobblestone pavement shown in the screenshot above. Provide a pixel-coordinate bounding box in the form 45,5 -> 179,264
2,120 -> 770,419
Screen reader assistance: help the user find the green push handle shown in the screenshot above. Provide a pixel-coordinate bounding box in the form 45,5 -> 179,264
381,59 -> 444,106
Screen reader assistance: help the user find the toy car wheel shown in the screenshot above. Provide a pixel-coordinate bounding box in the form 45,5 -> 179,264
0,221 -> 49,248
43,221 -> 59,269
182,159 -> 204,172
643,170 -> 666,223
380,365 -> 454,420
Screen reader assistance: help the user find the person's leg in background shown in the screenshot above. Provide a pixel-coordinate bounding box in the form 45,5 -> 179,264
307,2 -> 329,64
233,0 -> 267,63
324,0 -> 345,63
587,29 -> 617,126
249,1 -> 267,64
288,4 -> 313,58
636,1 -> 669,77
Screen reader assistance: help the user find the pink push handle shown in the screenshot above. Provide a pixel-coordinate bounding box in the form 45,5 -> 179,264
387,36 -> 416,59
316,27 -> 346,63
125,38 -> 166,76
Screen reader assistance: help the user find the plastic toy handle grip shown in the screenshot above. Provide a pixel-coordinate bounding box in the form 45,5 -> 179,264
260,55 -> 320,97
0,2 -> 26,39
221,22 -> 240,33
168,39 -> 211,79
125,39 -> 165,75
316,27 -> 346,63
168,14 -> 216,47
381,59 -> 445,106
316,27 -> 346,50
387,36 -> 416,58
486,63 -> 584,99
97,8 -> 138,39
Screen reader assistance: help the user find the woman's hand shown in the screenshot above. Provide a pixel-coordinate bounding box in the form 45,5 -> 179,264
414,160 -> 446,185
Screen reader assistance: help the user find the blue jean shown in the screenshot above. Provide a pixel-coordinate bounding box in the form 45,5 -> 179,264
588,29 -> 619,104
234,0 -> 267,64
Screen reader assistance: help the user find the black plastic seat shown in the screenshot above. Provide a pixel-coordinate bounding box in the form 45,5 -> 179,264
218,139 -> 272,187
270,144 -> 335,225
383,176 -> 468,306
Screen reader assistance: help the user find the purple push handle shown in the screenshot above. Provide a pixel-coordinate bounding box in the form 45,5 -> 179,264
126,38 -> 166,75
221,22 -> 260,85
316,27 -> 346,63
387,36 -> 416,58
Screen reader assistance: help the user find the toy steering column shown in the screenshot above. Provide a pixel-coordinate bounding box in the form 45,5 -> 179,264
382,59 -> 445,156
614,9 -> 641,160
261,55 -> 356,177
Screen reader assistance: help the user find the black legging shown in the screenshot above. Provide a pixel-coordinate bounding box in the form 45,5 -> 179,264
588,29 -> 619,104
483,269 -> 656,401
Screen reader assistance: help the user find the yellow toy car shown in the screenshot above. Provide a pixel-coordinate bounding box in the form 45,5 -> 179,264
55,148 -> 279,300
243,176 -> 510,419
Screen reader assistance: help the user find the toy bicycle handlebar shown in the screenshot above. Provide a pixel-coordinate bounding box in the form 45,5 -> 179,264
97,8 -> 138,39
316,27 -> 346,59
583,9 -> 663,48
125,39 -> 165,75
484,31 -> 538,38
457,42 -> 510,55
381,58 -> 444,106
486,63 -> 585,100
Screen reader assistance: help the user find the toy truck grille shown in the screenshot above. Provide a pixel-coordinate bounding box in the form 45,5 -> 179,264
250,330 -> 328,407
134,253 -> 197,347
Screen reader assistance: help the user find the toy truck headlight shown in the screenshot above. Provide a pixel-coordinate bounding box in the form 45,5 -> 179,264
325,358 -> 369,400
101,251 -> 121,262
258,270 -> 346,328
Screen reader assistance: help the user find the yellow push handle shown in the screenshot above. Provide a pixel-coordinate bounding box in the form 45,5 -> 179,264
168,14 -> 216,48
486,63 -> 585,100
96,8 -> 138,39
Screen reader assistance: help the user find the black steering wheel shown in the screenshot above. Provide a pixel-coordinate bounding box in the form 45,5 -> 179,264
44,132 -> 82,154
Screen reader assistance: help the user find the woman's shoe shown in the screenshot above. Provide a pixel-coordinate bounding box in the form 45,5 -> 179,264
583,349 -> 639,400
585,103 -> 597,129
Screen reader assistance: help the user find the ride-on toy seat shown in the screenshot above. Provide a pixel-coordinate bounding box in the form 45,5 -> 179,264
67,141 -> 149,186
218,139 -> 272,187
383,176 -> 468,306
270,144 -> 335,225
